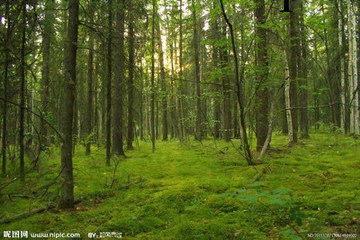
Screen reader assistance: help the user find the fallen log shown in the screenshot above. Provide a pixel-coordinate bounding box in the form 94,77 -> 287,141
0,199 -> 81,224
0,204 -> 55,224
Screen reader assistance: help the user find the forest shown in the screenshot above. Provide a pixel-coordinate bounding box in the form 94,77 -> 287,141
0,0 -> 359,239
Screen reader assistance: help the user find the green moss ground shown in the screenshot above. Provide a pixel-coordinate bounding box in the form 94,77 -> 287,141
0,133 -> 359,239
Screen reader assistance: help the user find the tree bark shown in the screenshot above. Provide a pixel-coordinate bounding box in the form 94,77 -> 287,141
289,0 -> 299,143
211,2 -> 221,139
348,0 -> 359,134
106,0 -> 113,165
127,0 -> 135,150
19,0 -> 27,182
156,11 -> 168,141
2,0 -> 10,176
191,0 -> 203,141
338,0 -> 346,132
40,0 -> 53,147
85,2 -> 94,155
58,0 -> 79,209
254,0 -> 269,151
151,0 -> 156,152
219,24 -> 232,142
283,50 -> 294,143
112,0 -> 126,156
298,0 -> 309,138
178,0 -> 186,141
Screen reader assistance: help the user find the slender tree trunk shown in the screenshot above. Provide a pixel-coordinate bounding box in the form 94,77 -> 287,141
219,0 -> 253,165
254,0 -> 269,151
348,0 -> 359,134
106,0 -> 112,165
85,2 -> 94,155
339,0 -> 346,132
151,0 -> 156,152
169,21 -> 178,139
178,0 -> 185,141
156,11 -> 168,141
113,0 -> 126,156
313,39 -> 320,129
19,0 -> 27,182
59,0 -> 79,209
289,0 -> 299,143
40,0 -> 53,147
211,3 -> 221,139
127,0 -> 135,150
139,62 -> 144,140
220,43 -> 232,142
283,50 -> 294,143
2,0 -> 10,176
191,0 -> 203,141
298,0 -> 309,138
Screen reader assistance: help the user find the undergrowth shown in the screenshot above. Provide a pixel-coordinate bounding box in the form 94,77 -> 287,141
0,133 -> 359,239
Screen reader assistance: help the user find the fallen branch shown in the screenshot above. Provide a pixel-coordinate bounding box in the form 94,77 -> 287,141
0,178 -> 18,191
118,177 -> 145,190
257,200 -> 305,240
0,199 -> 81,225
0,203 -> 55,224
8,194 -> 36,200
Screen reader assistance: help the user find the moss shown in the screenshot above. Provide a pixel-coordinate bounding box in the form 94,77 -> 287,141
0,133 -> 359,239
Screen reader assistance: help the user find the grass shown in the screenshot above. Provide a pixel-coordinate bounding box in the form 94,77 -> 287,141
0,133 -> 359,239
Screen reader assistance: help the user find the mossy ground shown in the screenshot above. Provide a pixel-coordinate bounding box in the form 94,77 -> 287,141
0,133 -> 359,239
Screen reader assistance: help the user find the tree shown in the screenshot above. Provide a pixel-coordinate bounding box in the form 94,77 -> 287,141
298,0 -> 309,138
254,0 -> 269,151
2,0 -> 10,176
211,2 -> 221,139
288,0 -> 300,144
40,0 -> 54,147
191,0 -> 203,141
58,0 -> 79,209
127,0 -> 135,150
19,0 -> 27,182
112,0 -> 126,156
106,0 -> 113,166
155,7 -> 168,141
150,0 -> 156,152
85,1 -> 95,155
348,0 -> 359,134
219,0 -> 253,165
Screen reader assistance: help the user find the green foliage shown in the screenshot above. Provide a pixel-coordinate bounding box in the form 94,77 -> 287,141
0,134 -> 359,239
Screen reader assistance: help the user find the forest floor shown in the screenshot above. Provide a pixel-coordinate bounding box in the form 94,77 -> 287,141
0,132 -> 359,239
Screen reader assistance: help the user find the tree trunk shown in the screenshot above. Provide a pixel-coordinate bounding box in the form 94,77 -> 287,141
211,2 -> 221,139
219,0 -> 253,165
19,0 -> 27,182
106,0 -> 113,165
40,0 -> 53,147
348,0 -> 359,134
151,0 -> 156,151
2,0 -> 10,176
289,0 -> 299,143
254,0 -> 269,151
85,2 -> 94,155
191,0 -> 203,141
112,0 -> 126,156
156,11 -> 168,141
220,44 -> 232,142
298,0 -> 309,138
339,0 -> 346,132
127,0 -> 135,150
283,50 -> 294,143
58,0 -> 79,209
178,0 -> 186,141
